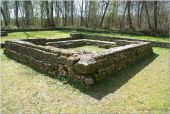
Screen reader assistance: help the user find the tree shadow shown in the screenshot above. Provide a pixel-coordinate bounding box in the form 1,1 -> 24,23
23,32 -> 31,39
77,53 -> 158,100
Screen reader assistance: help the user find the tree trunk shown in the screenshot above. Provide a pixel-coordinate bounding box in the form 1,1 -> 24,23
127,1 -> 135,31
154,1 -> 158,29
45,1 -> 51,26
137,2 -> 141,28
139,2 -> 144,29
15,1 -> 19,28
2,1 -> 10,26
119,2 -> 127,29
24,1 -> 32,26
64,1 -> 67,26
144,1 -> 152,29
4,1 -> 10,25
80,0 -> 84,26
1,7 -> 8,26
40,2 -> 44,27
50,1 -> 55,26
100,0 -> 110,27
71,1 -> 74,25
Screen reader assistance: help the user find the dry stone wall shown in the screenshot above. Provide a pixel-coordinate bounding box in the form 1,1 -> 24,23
71,33 -> 169,48
4,34 -> 153,85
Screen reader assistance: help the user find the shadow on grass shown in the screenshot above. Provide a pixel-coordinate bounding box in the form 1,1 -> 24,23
76,53 -> 159,100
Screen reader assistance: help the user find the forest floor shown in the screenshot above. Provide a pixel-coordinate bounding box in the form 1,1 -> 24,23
0,31 -> 169,113
1,30 -> 169,42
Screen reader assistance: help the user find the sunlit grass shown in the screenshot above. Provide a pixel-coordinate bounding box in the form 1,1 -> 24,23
91,32 -> 169,43
1,31 -> 70,42
1,48 -> 169,113
1,30 -> 169,43
68,45 -> 105,52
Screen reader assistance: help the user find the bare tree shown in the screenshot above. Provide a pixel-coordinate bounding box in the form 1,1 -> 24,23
154,1 -> 158,29
15,1 -> 19,28
50,1 -> 55,26
127,1 -> 135,31
24,1 -> 33,26
1,7 -> 8,26
144,1 -> 152,29
71,1 -> 74,25
100,0 -> 110,27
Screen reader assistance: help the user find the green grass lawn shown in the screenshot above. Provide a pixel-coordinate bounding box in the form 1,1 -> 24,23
90,32 -> 169,43
68,45 -> 105,52
1,31 -> 70,42
1,47 -> 169,113
1,30 -> 169,43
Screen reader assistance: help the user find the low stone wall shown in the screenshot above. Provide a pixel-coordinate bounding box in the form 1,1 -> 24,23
73,42 -> 153,81
71,33 -> 169,48
0,42 -> 5,48
4,35 -> 153,85
4,40 -> 79,77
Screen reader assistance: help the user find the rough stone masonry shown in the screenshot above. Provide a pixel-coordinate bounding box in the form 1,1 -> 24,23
4,33 -> 153,85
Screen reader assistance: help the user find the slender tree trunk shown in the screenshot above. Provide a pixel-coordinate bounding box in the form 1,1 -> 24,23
24,1 -> 32,26
137,2 -> 141,28
2,1 -> 10,26
119,2 -> 127,29
139,2 -> 144,29
80,0 -> 84,26
100,0 -> 110,27
15,1 -> 19,28
50,1 -> 55,26
4,1 -> 10,25
127,1 -> 135,31
144,1 -> 152,29
1,7 -> 8,26
55,1 -> 60,26
71,1 -> 74,25
154,1 -> 158,29
64,1 -> 67,26
45,1 -> 51,26
40,2 -> 44,27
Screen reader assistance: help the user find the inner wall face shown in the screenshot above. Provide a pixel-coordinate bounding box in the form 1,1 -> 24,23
4,37 -> 153,85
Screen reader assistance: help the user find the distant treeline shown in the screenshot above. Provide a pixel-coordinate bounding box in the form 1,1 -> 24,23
1,0 -> 169,36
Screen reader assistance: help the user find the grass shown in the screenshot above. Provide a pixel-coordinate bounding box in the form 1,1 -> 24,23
90,32 -> 169,43
68,45 -> 105,52
1,47 -> 169,113
1,31 -> 70,42
1,30 -> 169,43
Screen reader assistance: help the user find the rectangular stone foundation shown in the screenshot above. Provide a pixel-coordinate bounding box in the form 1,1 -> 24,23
4,34 -> 153,85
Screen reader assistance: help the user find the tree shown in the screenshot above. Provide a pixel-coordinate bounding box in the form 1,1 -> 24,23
127,1 -> 135,31
24,1 -> 33,26
154,1 -> 158,29
80,0 -> 84,26
50,1 -> 55,26
71,1 -> 74,25
15,1 -> 19,28
64,1 -> 67,26
1,7 -> 8,26
100,0 -> 110,27
144,1 -> 152,29
1,1 -> 10,26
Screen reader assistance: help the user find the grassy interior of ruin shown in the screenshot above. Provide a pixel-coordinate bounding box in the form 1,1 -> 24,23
1,30 -> 169,43
66,45 -> 106,52
1,47 -> 169,113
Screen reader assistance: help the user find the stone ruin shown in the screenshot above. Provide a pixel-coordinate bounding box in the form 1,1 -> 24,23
4,33 -> 153,85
